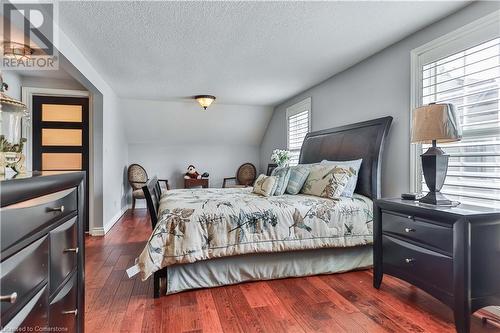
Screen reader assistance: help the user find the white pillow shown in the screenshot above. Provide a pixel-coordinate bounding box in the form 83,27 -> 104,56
252,174 -> 278,197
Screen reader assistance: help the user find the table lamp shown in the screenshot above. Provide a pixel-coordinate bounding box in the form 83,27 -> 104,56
411,103 -> 462,205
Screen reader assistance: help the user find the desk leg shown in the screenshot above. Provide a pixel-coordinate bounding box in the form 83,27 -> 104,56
454,218 -> 471,333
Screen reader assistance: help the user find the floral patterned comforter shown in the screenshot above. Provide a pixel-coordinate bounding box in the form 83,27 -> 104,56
137,188 -> 373,280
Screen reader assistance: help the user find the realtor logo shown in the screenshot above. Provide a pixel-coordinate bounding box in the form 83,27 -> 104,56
2,1 -> 58,70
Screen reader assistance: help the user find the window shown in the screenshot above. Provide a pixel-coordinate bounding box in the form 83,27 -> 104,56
411,12 -> 500,208
286,98 -> 311,166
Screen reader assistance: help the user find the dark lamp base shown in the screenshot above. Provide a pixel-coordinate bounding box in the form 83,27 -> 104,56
419,191 -> 452,206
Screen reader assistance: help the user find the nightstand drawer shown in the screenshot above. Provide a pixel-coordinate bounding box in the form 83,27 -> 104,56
382,235 -> 453,295
49,217 -> 78,295
382,211 -> 452,254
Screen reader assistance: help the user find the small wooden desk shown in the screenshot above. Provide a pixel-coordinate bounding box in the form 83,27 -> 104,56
184,178 -> 209,188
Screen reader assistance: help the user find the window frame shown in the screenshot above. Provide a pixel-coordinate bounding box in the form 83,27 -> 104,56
286,97 -> 312,165
409,10 -> 500,193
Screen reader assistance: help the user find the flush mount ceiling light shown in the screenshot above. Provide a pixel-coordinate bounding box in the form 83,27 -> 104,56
194,95 -> 216,110
2,42 -> 34,61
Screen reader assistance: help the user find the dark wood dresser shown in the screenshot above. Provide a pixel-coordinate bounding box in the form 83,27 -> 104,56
0,172 -> 85,333
373,198 -> 500,333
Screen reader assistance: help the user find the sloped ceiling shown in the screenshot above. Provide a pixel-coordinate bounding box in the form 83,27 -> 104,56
58,1 -> 469,106
121,99 -> 273,146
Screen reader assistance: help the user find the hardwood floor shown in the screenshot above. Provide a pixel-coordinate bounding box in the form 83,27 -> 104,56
85,209 -> 500,333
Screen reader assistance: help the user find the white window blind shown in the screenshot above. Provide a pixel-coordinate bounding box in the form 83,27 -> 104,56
287,98 -> 311,166
420,37 -> 500,208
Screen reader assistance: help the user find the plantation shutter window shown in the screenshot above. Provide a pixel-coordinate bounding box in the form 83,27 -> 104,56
286,98 -> 311,166
418,36 -> 500,208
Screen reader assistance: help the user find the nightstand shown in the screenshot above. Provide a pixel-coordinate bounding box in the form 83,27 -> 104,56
373,198 -> 500,333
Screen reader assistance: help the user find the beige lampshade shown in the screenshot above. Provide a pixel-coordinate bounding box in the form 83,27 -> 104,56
411,103 -> 462,144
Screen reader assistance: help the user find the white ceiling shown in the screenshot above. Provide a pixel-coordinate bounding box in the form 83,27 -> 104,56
59,1 -> 469,106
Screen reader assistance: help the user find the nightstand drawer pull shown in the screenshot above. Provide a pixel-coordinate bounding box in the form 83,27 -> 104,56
404,228 -> 415,233
48,205 -> 65,213
405,258 -> 415,264
0,292 -> 17,303
63,247 -> 79,254
62,309 -> 78,316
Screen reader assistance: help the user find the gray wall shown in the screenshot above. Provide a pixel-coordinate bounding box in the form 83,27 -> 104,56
121,98 -> 272,196
260,1 -> 500,197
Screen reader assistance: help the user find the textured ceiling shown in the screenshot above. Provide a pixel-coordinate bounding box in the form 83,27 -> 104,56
59,1 -> 469,106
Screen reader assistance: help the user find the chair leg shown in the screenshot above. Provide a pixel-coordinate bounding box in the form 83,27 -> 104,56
132,197 -> 136,210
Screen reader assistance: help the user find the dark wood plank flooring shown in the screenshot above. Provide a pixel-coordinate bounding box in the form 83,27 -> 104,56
85,209 -> 500,333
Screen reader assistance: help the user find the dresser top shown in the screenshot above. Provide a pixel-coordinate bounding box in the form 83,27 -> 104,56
0,171 -> 85,207
377,198 -> 500,217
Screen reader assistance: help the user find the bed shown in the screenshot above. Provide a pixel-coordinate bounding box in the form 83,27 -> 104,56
138,116 -> 392,297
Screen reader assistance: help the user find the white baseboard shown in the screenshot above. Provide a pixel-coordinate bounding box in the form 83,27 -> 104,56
90,205 -> 129,236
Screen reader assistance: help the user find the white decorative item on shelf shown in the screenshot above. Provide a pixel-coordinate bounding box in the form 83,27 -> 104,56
0,74 -> 28,175
271,149 -> 291,167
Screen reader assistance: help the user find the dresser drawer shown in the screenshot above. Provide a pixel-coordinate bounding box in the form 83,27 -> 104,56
0,236 -> 48,323
382,235 -> 453,294
0,188 -> 77,252
50,217 -> 78,294
382,211 -> 453,254
1,285 -> 48,332
49,273 -> 77,333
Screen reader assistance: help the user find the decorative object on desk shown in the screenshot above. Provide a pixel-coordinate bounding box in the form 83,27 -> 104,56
194,95 -> 216,110
0,74 -> 28,175
266,163 -> 277,176
184,165 -> 205,179
271,149 -> 291,167
411,103 -> 461,205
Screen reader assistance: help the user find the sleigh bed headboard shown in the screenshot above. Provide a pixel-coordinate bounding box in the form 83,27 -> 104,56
299,116 -> 392,200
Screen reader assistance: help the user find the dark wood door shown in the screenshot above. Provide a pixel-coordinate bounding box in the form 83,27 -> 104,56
32,96 -> 89,231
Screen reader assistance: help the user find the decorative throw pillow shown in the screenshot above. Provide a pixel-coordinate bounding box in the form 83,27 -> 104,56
321,159 -> 363,197
270,167 -> 291,196
286,165 -> 311,195
301,165 -> 353,199
252,174 -> 277,197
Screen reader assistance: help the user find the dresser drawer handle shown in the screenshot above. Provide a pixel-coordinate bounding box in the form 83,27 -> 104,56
405,258 -> 415,264
62,309 -> 78,316
64,247 -> 79,254
0,292 -> 17,303
48,205 -> 65,213
404,228 -> 415,233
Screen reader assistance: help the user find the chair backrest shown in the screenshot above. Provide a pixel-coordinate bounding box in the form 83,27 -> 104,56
142,176 -> 161,229
236,163 -> 257,186
128,163 -> 148,190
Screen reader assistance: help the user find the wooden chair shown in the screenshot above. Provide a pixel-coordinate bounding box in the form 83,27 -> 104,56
222,163 -> 257,188
128,164 -> 169,210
